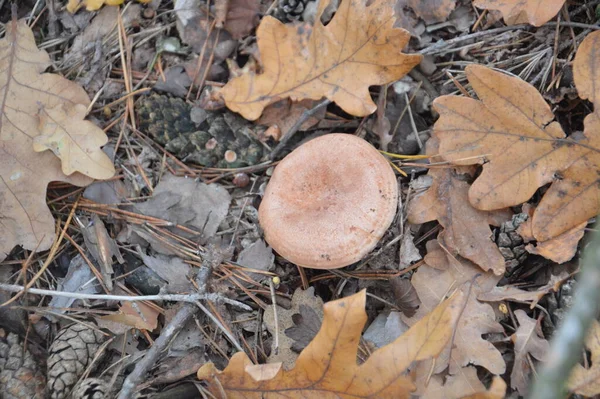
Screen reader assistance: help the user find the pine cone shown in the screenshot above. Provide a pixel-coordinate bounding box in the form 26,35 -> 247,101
495,213 -> 528,274
137,94 -> 196,145
0,332 -> 46,399
136,94 -> 264,167
47,323 -> 107,399
72,378 -> 110,399
273,0 -> 309,22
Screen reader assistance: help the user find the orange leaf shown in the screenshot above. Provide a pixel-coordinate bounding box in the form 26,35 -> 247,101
432,58 -> 600,241
525,221 -> 586,264
473,0 -> 565,26
218,0 -> 422,120
198,289 -> 466,398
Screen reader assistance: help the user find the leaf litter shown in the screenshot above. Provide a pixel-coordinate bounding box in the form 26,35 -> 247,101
2,0 -> 600,398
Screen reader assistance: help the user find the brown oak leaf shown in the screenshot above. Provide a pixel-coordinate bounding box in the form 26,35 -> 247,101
433,47 -> 600,241
403,239 -> 505,377
217,0 -> 422,120
0,16 -> 114,260
408,140 -> 509,275
510,310 -> 549,395
198,289 -> 467,398
473,0 -> 565,26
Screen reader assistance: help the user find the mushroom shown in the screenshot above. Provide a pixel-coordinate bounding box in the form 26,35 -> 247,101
258,133 -> 398,269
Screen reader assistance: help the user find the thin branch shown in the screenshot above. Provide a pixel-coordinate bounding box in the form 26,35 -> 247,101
0,283 -> 252,311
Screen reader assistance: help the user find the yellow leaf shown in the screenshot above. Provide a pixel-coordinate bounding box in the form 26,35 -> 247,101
198,289 -> 466,398
0,15 -> 111,260
33,104 -> 114,180
218,0 -> 422,120
101,301 -> 159,331
67,0 -> 150,13
473,0 -> 565,27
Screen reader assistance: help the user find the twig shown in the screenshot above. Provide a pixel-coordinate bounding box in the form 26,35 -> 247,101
528,229 -> 600,399
269,99 -> 332,160
117,246 -> 228,399
419,25 -> 530,55
0,283 -> 251,311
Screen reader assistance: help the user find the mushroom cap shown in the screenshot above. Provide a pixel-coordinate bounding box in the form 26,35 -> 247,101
258,133 -> 398,269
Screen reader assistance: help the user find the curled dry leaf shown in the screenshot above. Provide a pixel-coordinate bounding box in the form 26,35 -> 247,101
473,0 -> 565,26
568,320 -> 600,396
510,310 -> 549,395
434,40 -> 600,241
198,289 -> 467,398
217,0 -> 422,120
0,17 -> 114,260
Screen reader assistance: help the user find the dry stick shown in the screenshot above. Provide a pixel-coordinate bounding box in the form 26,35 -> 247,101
528,228 -> 600,399
269,99 -> 332,160
0,283 -> 251,310
116,246 -> 227,399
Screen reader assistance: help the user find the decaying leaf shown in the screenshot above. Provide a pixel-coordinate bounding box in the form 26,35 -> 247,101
510,310 -> 549,395
407,0 -> 456,24
433,49 -> 600,241
218,0 -> 422,120
0,17 -> 113,261
198,289 -> 467,398
408,142 -> 508,275
478,269 -> 572,309
568,320 -> 600,396
403,239 -> 505,376
81,214 -> 124,291
67,0 -> 151,13
101,300 -> 159,331
473,0 -> 565,26
263,287 -> 324,369
224,0 -> 261,39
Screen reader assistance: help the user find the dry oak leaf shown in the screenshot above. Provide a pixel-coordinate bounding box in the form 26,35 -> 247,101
33,104 -> 114,179
422,367 -> 506,399
478,268 -> 572,309
510,310 -> 549,395
217,0 -> 422,120
402,239 -> 505,376
0,18 -> 114,261
408,165 -> 507,275
433,61 -> 600,242
568,320 -> 600,396
473,0 -> 565,26
197,288 -> 467,398
67,0 -> 151,13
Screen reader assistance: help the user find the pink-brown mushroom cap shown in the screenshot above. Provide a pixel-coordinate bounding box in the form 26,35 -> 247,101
258,133 -> 398,269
